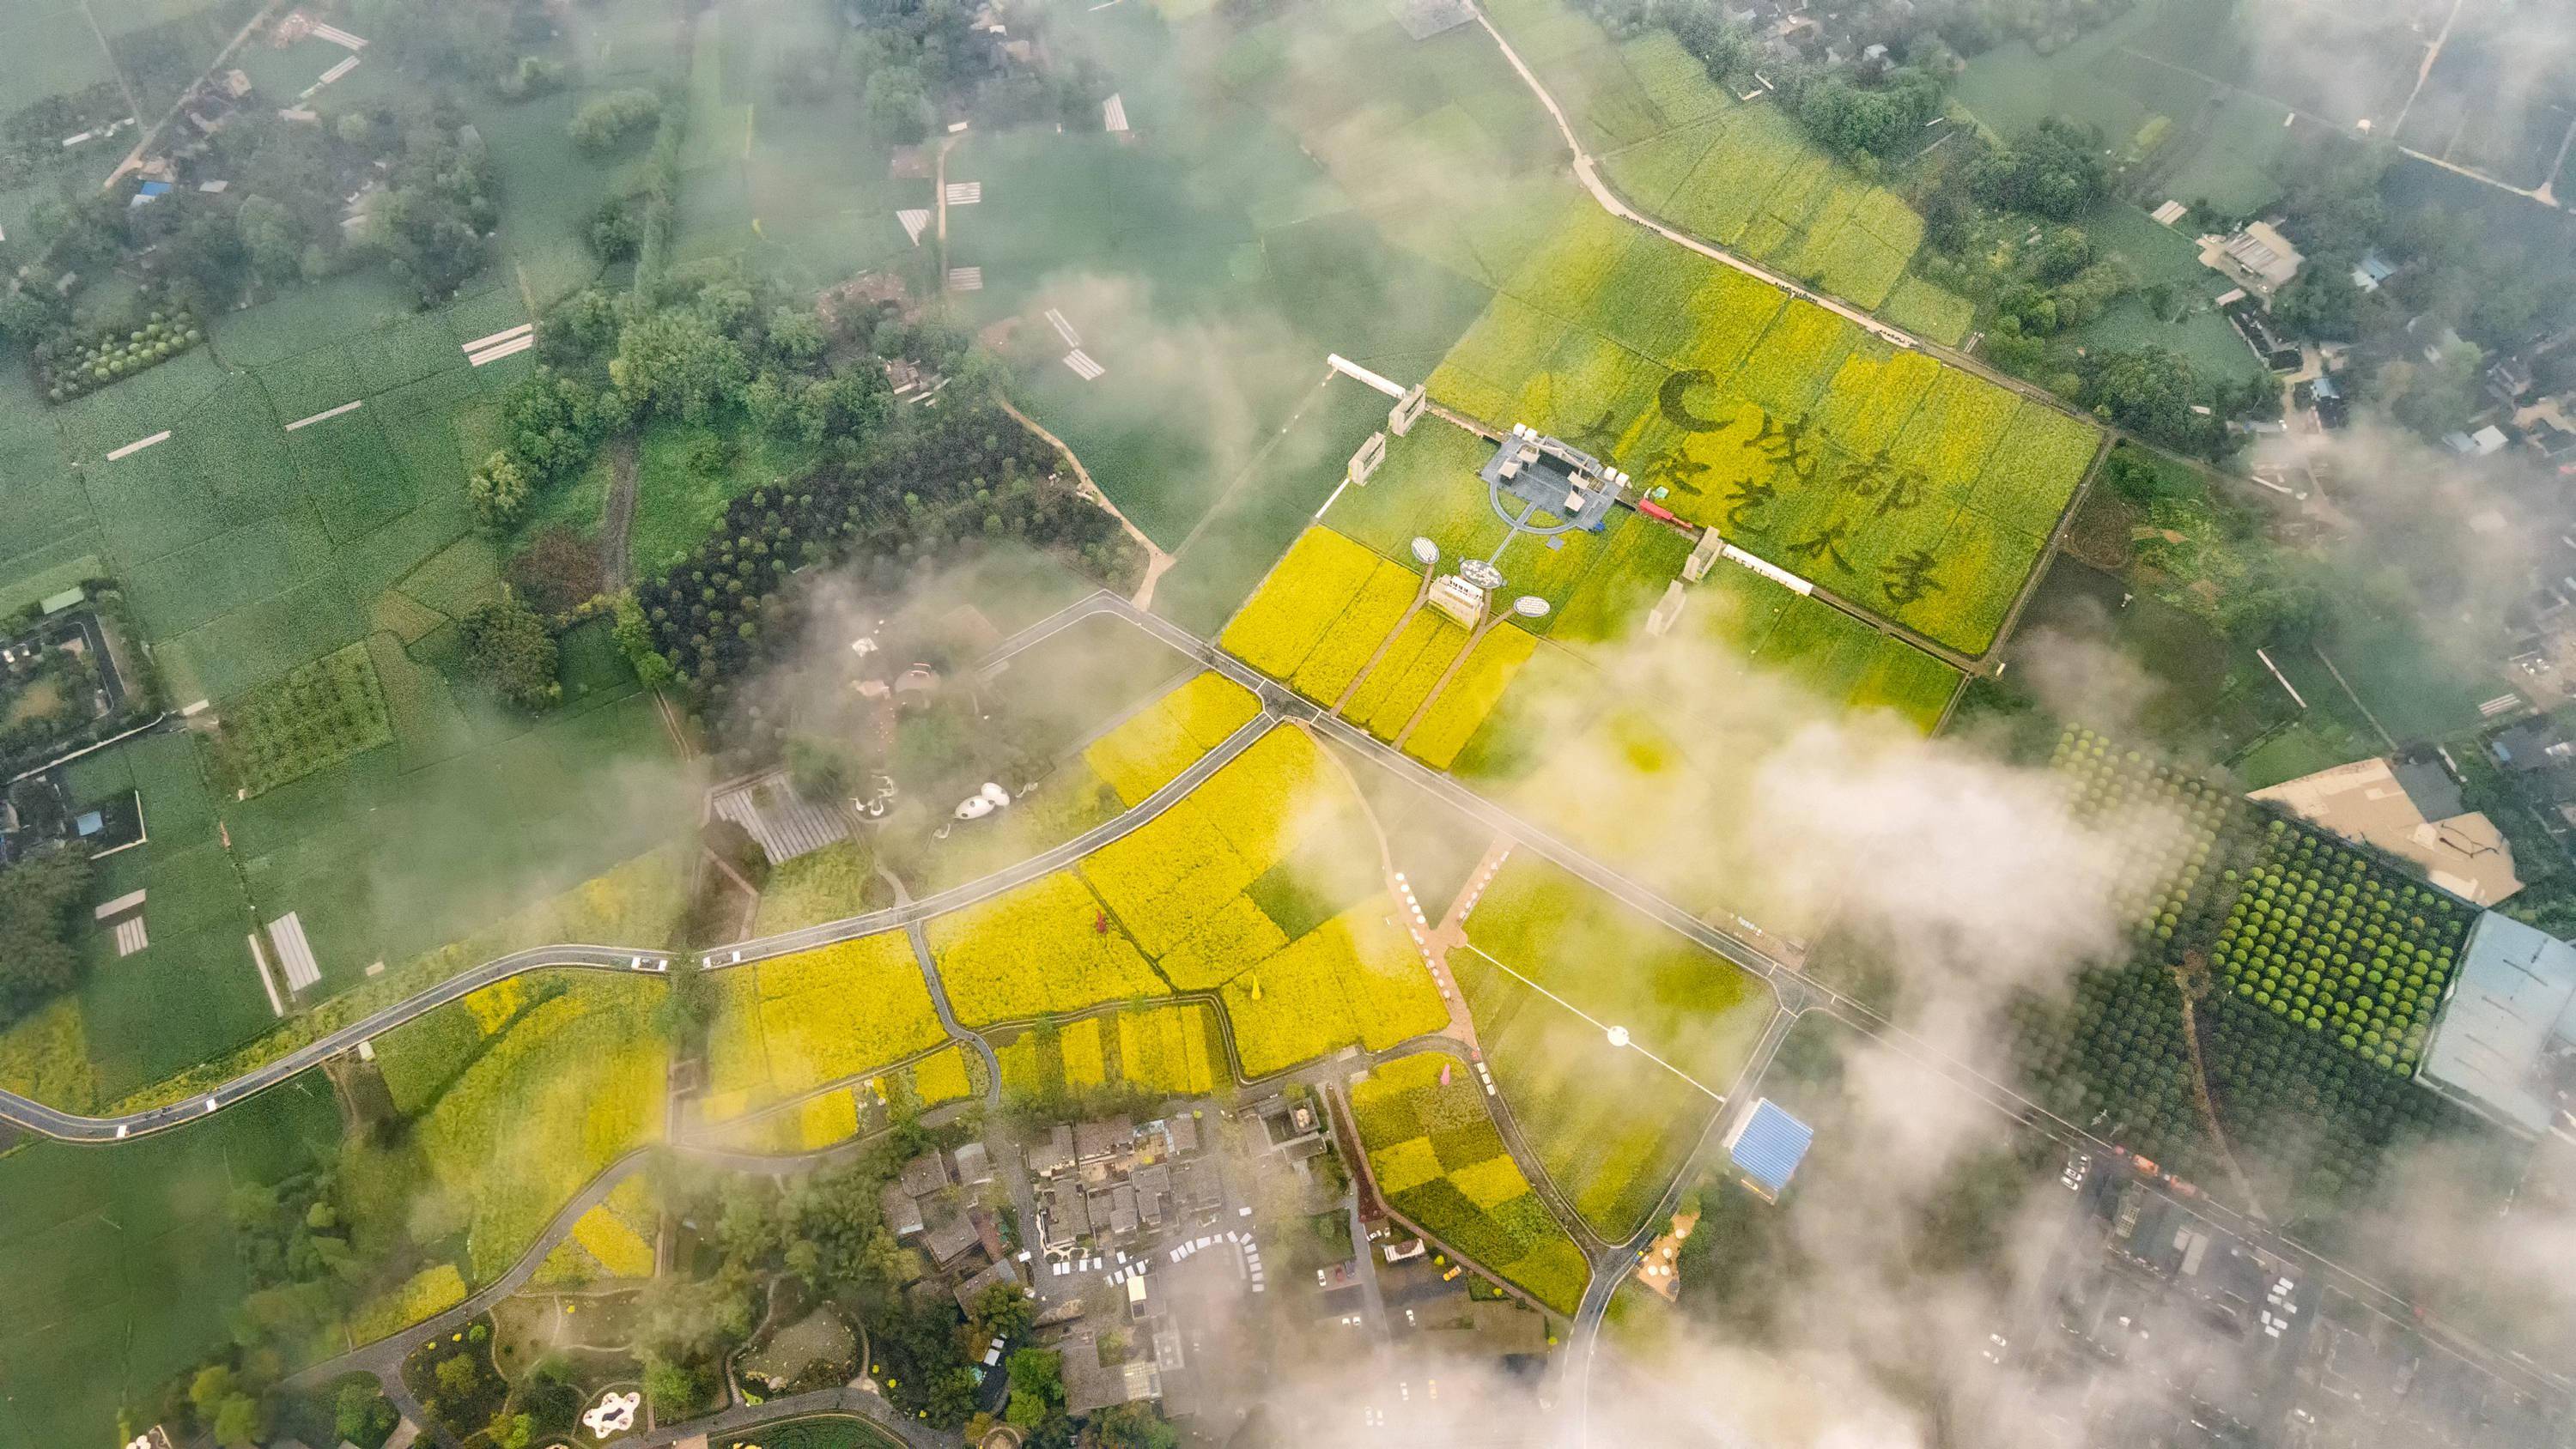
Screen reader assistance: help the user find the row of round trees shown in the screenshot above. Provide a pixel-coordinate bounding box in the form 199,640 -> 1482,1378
2050,725 -> 2233,937
2210,820 -> 2469,1073
35,306 -> 204,402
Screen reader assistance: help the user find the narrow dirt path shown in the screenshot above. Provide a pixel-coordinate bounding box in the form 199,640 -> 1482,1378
2170,960 -> 2268,1222
601,435 -> 641,585
994,395 -> 1175,609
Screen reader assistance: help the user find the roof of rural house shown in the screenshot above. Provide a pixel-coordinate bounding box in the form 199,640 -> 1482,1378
1075,1114 -> 1133,1161
922,1206 -> 981,1264
880,1182 -> 927,1238
1030,1123 -> 1077,1174
952,1256 -> 1021,1313
900,1149 -> 955,1198
2251,758 -> 2522,905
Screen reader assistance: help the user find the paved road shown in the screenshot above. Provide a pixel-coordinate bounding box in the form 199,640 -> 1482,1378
0,664 -> 1272,1143
11,590 -> 2555,1411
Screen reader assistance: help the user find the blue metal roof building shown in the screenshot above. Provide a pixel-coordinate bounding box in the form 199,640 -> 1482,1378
1724,1098 -> 1814,1199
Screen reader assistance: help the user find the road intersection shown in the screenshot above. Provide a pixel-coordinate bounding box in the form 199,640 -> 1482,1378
3,590 -> 2558,1416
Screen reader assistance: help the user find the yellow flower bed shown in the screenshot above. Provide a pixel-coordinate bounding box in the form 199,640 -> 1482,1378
1218,526 -> 1382,681
573,1203 -> 657,1277
1352,613 -> 1472,743
1167,674 -> 1261,748
1078,801 -> 1258,955
1221,900 -> 1446,1076
1819,340 -> 1941,458
1402,626 -> 1537,768
997,1034 -> 1048,1097
0,997 -> 99,1112
931,872 -> 1169,1027
349,1262 -> 467,1344
1371,1136 -> 1445,1197
1449,1154 -> 1534,1211
531,1239 -> 602,1288
1188,725 -> 1328,870
1060,1016 -> 1108,1088
1340,909 -> 1451,1052
1891,367 -> 2020,490
1289,561 -> 1419,705
739,935 -> 946,1101
1154,894 -> 1291,991
702,972 -> 769,1106
1966,401 -> 2099,535
1117,1005 -> 1218,1094
1085,673 -> 1261,807
753,841 -> 878,936
410,977 -> 667,1284
911,1044 -> 976,1105
463,977 -> 532,1034
1728,297 -> 1857,415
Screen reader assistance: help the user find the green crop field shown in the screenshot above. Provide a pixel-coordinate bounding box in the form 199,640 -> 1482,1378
1455,856 -> 1771,1236
1350,1052 -> 1590,1314
50,732 -> 279,1100
1413,197 -> 2095,656
0,1076 -> 341,1446
1489,0 -> 1968,335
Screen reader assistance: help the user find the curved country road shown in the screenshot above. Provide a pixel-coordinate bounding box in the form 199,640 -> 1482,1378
4,592 -> 2554,1414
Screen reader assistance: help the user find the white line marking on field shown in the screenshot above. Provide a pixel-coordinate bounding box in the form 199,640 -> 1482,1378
944,181 -> 981,205
1046,307 -> 1081,348
467,334 -> 536,367
897,208 -> 930,244
1316,475 -> 1350,518
283,399 -> 361,431
458,322 -> 532,355
1454,941 -> 1722,1099
106,430 -> 169,460
1063,349 -> 1103,380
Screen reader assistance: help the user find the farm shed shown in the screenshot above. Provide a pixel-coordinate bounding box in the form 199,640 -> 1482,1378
1723,1098 -> 1814,1199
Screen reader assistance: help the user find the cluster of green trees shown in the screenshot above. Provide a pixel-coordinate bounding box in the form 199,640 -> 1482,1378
471,272 -> 898,537
651,1125 -> 1024,1428
459,590 -> 562,712
2,95 -> 501,349
0,845 -> 92,1029
355,0 -> 562,96
2012,959 -> 2212,1173
630,395 -> 1138,705
1779,66 -> 1947,167
834,0 -> 1112,144
0,110 -> 358,353
129,1168 -> 411,1449
568,87 -> 665,153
